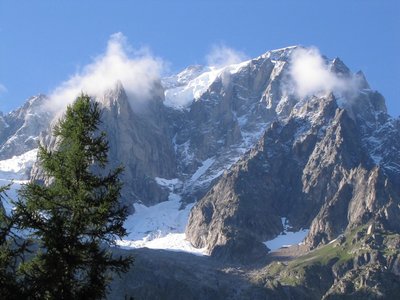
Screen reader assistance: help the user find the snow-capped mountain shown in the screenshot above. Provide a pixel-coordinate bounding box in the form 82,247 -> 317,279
1,46 -> 400,298
0,94 -> 51,159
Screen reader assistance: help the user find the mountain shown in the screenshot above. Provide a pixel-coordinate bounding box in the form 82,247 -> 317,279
1,46 -> 399,299
0,94 -> 51,159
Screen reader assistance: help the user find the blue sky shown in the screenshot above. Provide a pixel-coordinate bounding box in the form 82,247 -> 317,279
1,1 -> 399,115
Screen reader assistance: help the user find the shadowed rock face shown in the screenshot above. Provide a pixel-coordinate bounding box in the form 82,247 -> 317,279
98,83 -> 177,207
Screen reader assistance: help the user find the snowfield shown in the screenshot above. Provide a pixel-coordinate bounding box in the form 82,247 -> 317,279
118,233 -> 206,256
117,190 -> 208,256
264,218 -> 309,252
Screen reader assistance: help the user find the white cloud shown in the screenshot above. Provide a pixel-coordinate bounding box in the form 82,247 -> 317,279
47,32 -> 165,113
288,47 -> 356,98
206,44 -> 248,68
0,83 -> 7,94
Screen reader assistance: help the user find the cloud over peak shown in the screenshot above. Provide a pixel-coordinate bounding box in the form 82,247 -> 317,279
206,44 -> 248,68
48,32 -> 165,113
288,47 -> 358,98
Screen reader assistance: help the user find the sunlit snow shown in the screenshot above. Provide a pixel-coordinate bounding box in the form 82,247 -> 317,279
164,67 -> 221,109
0,149 -> 38,214
118,233 -> 206,256
117,193 -> 208,256
0,149 -> 38,180
163,60 -> 249,109
264,218 -> 309,252
155,177 -> 182,190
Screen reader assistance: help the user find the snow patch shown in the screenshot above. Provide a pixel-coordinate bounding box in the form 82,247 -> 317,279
155,177 -> 182,190
0,149 -> 38,180
189,157 -> 215,183
117,193 -> 208,256
164,67 -> 221,109
118,233 -> 206,256
163,61 -> 250,110
264,217 -> 309,252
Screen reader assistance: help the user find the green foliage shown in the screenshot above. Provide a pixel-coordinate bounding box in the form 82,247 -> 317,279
13,94 -> 133,299
0,184 -> 31,299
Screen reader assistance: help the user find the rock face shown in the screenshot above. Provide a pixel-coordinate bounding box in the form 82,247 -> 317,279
97,83 -> 177,207
164,47 -> 314,203
0,47 -> 307,207
186,69 -> 400,262
186,94 -> 338,261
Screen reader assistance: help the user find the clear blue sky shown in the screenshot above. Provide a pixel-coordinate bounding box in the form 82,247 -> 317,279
1,1 -> 399,116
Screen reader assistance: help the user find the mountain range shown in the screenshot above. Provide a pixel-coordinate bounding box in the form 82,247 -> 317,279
1,46 -> 399,299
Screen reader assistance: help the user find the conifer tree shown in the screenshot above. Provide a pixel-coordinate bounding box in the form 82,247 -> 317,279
14,94 -> 133,299
0,183 -> 31,299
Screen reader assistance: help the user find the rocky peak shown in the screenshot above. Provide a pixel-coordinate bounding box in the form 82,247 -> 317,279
99,81 -> 127,108
31,83 -> 177,209
355,70 -> 370,90
330,57 -> 351,77
261,45 -> 301,62
96,83 -> 177,207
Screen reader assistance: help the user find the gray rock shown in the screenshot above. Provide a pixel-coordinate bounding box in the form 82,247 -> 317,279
187,86 -> 400,261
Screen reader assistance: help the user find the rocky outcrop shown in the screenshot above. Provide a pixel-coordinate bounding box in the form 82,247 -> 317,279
169,47 -> 300,201
307,165 -> 400,247
186,94 -> 340,261
98,82 -> 177,207
187,87 -> 400,262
